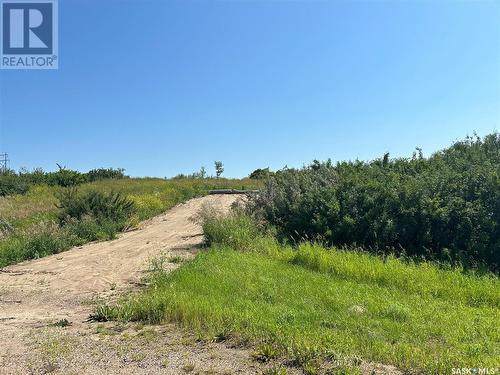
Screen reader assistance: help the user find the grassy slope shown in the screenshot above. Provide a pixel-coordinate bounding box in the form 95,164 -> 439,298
0,177 -> 259,267
103,216 -> 500,374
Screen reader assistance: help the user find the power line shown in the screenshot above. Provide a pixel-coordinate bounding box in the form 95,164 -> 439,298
0,152 -> 8,173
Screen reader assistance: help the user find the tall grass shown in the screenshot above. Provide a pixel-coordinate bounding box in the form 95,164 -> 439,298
98,211 -> 500,373
290,242 -> 499,308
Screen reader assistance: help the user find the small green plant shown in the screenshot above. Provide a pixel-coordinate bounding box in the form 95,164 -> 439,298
88,305 -> 117,322
252,344 -> 280,362
260,366 -> 289,375
94,324 -> 117,336
148,256 -> 167,272
50,319 -> 72,328
303,361 -> 320,375
168,255 -> 184,264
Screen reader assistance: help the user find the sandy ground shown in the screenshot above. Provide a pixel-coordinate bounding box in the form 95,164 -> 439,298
0,194 -> 401,375
0,194 -> 285,374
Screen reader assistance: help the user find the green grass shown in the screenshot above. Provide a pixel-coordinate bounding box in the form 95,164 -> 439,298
99,213 -> 500,374
0,177 -> 260,267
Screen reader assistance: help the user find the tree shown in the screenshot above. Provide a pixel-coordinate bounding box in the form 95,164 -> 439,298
214,161 -> 224,178
199,166 -> 206,179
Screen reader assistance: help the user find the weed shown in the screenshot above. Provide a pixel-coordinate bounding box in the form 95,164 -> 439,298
50,319 -> 72,328
35,333 -> 74,372
182,363 -> 195,373
94,324 -> 117,336
130,352 -> 147,362
168,255 -> 184,264
260,367 -> 288,375
149,256 -> 167,272
252,344 -> 280,362
88,305 -> 117,322
303,361 -> 320,375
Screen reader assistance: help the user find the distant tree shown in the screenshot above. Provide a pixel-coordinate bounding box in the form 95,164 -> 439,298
214,161 -> 224,178
47,164 -> 85,187
200,166 -> 206,179
86,168 -> 126,182
382,152 -> 390,167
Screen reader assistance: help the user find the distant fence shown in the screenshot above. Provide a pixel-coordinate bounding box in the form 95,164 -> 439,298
208,189 -> 259,195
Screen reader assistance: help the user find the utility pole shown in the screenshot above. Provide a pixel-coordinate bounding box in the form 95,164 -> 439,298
0,152 -> 9,173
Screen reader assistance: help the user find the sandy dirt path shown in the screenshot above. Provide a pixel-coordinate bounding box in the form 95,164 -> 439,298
0,194 -> 285,374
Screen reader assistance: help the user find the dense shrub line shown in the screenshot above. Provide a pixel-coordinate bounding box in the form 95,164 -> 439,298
0,166 -> 127,196
248,134 -> 500,272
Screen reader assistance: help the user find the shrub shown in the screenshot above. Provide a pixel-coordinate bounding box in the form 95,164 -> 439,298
47,165 -> 86,187
0,173 -> 29,196
249,168 -> 273,180
57,189 -> 135,231
249,134 -> 500,272
18,167 -> 47,185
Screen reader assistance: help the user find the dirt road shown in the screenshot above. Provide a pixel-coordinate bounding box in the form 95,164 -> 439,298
0,194 -> 276,374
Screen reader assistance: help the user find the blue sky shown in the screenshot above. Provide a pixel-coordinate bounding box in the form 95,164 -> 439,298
0,0 -> 499,178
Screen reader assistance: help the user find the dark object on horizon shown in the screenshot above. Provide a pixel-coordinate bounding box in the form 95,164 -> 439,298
209,189 -> 259,195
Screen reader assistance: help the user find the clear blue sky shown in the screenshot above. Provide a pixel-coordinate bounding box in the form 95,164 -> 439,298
0,0 -> 499,178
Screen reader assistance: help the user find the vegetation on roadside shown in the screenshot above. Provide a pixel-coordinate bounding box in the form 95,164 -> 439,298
0,176 -> 260,267
94,210 -> 500,373
249,133 -> 500,272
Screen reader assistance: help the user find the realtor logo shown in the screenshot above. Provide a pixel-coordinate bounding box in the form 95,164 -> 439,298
1,0 -> 58,69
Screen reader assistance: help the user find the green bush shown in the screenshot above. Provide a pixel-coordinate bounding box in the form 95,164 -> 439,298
0,173 -> 29,196
249,168 -> 273,180
0,166 -> 129,197
249,134 -> 500,272
57,189 -> 135,231
47,165 -> 86,187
